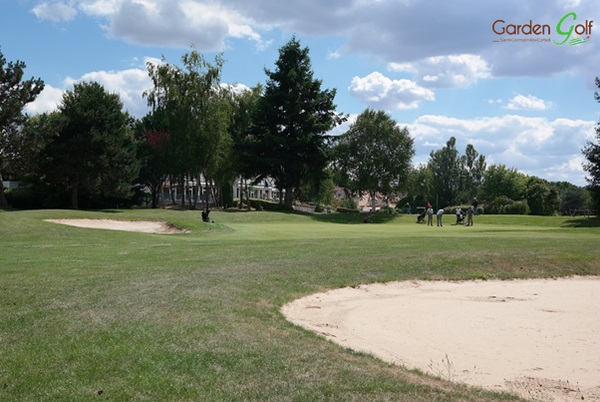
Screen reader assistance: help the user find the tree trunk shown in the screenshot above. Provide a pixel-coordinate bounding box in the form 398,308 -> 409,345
71,185 -> 79,209
370,191 -> 377,212
284,187 -> 294,210
0,172 -> 8,209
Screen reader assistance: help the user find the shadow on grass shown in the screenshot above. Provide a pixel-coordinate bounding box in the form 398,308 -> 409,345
561,216 -> 600,228
94,209 -> 125,214
310,212 -> 400,224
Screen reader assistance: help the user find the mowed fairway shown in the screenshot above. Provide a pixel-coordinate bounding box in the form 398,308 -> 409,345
1,209 -> 599,401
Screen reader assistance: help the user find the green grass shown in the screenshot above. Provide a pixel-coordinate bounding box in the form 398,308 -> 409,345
1,209 -> 599,401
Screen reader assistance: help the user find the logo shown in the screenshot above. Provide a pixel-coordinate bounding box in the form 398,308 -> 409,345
492,12 -> 593,45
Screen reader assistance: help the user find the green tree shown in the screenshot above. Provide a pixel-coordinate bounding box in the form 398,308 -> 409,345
460,144 -> 487,201
135,111 -> 171,208
0,49 -> 44,207
582,77 -> 600,213
252,37 -> 344,209
334,108 -> 414,211
43,81 -> 138,209
401,164 -> 433,210
557,183 -> 590,213
227,85 -> 263,208
5,112 -> 62,177
428,137 -> 461,208
479,164 -> 527,202
526,177 -> 559,216
144,51 -> 229,209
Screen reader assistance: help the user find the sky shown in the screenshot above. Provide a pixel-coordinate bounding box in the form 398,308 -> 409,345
2,0 -> 600,186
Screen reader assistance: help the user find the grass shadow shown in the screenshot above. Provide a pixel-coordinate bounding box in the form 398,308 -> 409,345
561,216 -> 600,228
310,212 -> 401,224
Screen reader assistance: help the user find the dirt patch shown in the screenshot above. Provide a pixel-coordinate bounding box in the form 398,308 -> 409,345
45,218 -> 189,234
282,277 -> 600,401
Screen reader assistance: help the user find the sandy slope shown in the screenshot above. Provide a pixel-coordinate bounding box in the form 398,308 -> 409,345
45,218 -> 188,234
282,277 -> 600,401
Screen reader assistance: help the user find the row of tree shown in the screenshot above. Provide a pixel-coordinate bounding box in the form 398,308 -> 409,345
1,42 -> 599,214
397,138 -> 590,215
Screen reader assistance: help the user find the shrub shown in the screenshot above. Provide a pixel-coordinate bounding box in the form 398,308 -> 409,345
248,198 -> 283,211
379,206 -> 397,215
486,196 -> 530,214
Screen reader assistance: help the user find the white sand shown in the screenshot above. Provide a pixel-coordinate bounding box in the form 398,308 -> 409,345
282,277 -> 600,401
45,218 -> 188,234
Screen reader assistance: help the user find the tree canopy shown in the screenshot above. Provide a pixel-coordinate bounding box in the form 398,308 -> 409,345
0,49 -> 44,208
42,81 -> 138,208
251,37 -> 344,209
334,108 -> 414,210
144,51 -> 230,208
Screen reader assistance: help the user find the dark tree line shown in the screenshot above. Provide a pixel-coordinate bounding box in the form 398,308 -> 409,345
0,40 -> 348,210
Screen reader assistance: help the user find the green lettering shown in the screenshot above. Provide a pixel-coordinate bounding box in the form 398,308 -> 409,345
555,12 -> 576,45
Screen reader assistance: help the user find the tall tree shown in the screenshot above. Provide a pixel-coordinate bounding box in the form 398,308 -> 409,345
252,37 -> 344,209
334,108 -> 414,211
226,84 -> 263,208
43,81 -> 138,208
136,111 -> 171,208
144,51 -> 228,209
526,176 -> 559,216
428,137 -> 461,208
4,112 -> 62,180
460,144 -> 487,201
479,164 -> 527,202
0,49 -> 44,207
582,77 -> 600,213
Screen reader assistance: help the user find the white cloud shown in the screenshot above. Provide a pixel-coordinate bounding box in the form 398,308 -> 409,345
81,0 -> 267,51
31,0 -> 599,83
25,85 -> 64,115
416,54 -> 491,88
64,68 -> 153,117
26,68 -> 152,118
78,0 -> 120,16
387,62 -> 416,74
32,1 -> 78,22
505,94 -> 555,111
349,72 -> 434,110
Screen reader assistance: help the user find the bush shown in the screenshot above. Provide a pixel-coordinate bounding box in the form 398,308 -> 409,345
379,206 -> 397,215
314,202 -> 323,213
248,198 -> 283,211
338,197 -> 358,210
486,196 -> 530,214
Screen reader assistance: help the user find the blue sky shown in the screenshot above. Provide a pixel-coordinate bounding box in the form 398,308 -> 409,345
2,0 -> 600,186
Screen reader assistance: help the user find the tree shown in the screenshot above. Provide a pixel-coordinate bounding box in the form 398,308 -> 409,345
557,183 -> 590,213
526,176 -> 559,216
428,137 -> 461,208
252,37 -> 344,209
135,111 -> 171,208
334,108 -> 414,211
460,144 -> 486,201
582,77 -> 600,213
42,81 -> 138,208
227,85 -> 263,208
0,49 -> 44,207
399,164 -> 433,210
5,112 -> 62,178
479,164 -> 527,202
144,51 -> 229,209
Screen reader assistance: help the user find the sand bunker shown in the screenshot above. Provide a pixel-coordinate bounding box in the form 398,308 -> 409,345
282,277 -> 600,402
45,219 -> 188,234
